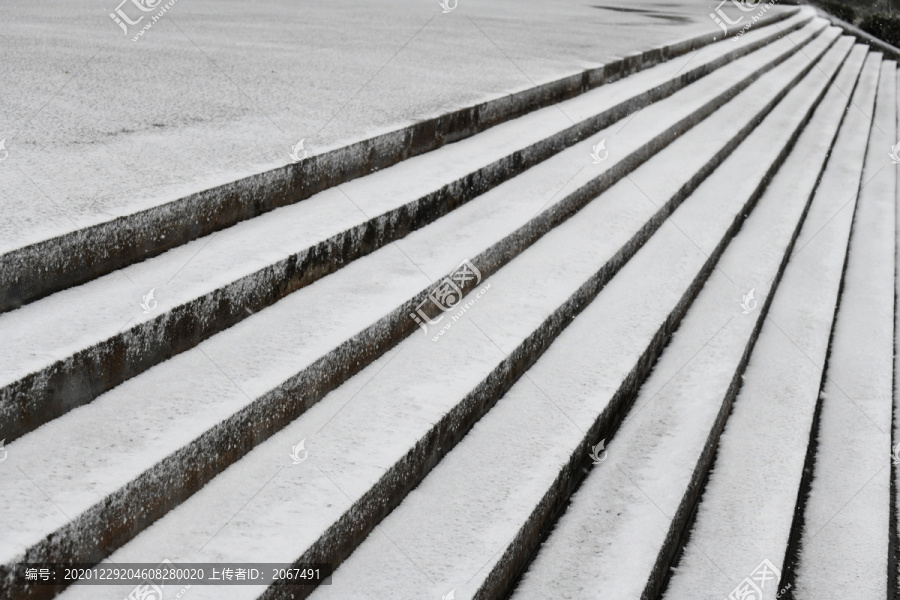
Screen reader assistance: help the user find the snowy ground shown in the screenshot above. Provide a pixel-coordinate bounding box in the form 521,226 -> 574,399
0,0 -> 783,254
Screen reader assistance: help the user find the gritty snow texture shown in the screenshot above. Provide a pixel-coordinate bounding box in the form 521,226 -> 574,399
0,0 -> 795,254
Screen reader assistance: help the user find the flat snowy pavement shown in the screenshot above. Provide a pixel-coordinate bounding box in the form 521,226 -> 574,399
0,0 -> 790,253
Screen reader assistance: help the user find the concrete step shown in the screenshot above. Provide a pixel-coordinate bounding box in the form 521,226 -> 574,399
0,13 -> 825,445
791,61 -> 896,599
11,23 -> 847,600
0,8 -> 808,313
660,51 -> 882,600
510,42 -> 870,600
303,35 -> 859,600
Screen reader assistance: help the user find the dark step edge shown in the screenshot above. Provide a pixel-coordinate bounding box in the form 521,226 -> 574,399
255,35 -> 827,600
0,8 -> 803,314
778,61 -> 884,600
0,11 -> 814,446
651,47 -> 866,600
476,35 -> 846,600
0,21 -> 819,600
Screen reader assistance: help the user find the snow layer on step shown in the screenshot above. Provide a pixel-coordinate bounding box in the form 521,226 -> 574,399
0,14 -> 818,392
8,16 -> 833,574
306,37 -> 857,600
48,31 -> 836,598
894,65 -> 900,598
662,52 -> 883,600
513,41 -> 867,600
0,121 -> 598,565
793,60 -> 896,600
55,150 -> 667,600
0,0 -> 801,254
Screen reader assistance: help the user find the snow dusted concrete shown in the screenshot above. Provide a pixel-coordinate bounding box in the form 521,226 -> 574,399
3,3 -> 900,600
0,0 -> 801,310
2,18 -> 832,599
0,9 -> 815,444
513,38 -> 868,600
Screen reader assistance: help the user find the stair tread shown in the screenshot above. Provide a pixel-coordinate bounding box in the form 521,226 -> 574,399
660,51 -> 882,600
39,26 -> 841,600
793,60 -> 896,599
0,13 -> 822,443
512,42 -> 868,600
304,35 -> 857,600
0,20 -> 836,568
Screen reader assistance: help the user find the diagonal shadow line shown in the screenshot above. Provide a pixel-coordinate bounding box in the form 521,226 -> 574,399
314,16 -> 437,138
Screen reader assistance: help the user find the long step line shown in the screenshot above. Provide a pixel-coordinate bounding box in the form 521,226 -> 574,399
509,42 -> 869,600
660,51 -> 883,600
894,65 -> 900,598
0,8 -> 804,313
790,60 -> 896,599
0,11 -> 822,445
305,35 -> 859,600
0,22 -> 840,600
42,25 -> 847,600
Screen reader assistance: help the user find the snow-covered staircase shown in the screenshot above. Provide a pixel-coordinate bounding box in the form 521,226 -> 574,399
2,6 -> 898,600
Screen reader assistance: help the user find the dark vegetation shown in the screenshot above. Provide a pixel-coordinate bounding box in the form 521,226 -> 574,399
809,0 -> 900,47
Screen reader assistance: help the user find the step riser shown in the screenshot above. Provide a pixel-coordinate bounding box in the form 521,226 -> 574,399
258,42 -> 839,600
788,62 -> 896,600
0,30 -> 831,598
0,10 -> 803,315
0,15 -> 816,446
472,41 -> 851,600
645,81 -> 860,600
658,52 -> 883,600
475,75 -> 844,599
